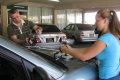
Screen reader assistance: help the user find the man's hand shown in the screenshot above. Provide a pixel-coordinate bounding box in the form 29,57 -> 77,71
26,38 -> 33,45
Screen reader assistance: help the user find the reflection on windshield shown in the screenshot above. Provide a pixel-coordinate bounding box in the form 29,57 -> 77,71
77,24 -> 94,30
38,25 -> 61,32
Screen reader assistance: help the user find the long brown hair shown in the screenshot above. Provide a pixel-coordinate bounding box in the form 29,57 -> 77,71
97,9 -> 120,38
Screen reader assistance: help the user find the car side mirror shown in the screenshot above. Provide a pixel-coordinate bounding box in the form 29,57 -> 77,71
32,67 -> 55,80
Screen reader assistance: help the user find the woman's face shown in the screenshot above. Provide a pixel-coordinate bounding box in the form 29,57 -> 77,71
95,14 -> 105,31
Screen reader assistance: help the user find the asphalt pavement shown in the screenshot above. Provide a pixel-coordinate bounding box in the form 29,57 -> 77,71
70,42 -> 94,48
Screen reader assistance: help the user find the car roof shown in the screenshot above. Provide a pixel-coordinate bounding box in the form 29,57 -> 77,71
35,23 -> 55,26
69,23 -> 93,25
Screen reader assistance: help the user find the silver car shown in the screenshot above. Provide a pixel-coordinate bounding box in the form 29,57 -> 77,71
30,23 -> 73,49
61,24 -> 98,44
0,35 -> 98,80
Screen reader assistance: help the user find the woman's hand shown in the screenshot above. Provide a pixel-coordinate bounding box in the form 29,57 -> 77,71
60,45 -> 68,53
65,45 -> 72,50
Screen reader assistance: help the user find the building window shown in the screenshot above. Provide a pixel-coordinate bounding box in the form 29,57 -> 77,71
76,11 -> 82,23
57,10 -> 67,30
67,10 -> 75,24
28,6 -> 41,23
42,7 -> 53,24
84,12 -> 96,24
116,11 -> 120,20
57,10 -> 82,30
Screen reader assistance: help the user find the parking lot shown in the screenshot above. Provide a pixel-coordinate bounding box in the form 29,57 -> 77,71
0,0 -> 120,79
71,42 -> 93,48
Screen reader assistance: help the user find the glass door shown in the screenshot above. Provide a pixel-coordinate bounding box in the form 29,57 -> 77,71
19,10 -> 28,20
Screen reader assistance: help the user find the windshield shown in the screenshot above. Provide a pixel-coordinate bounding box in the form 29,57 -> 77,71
77,24 -> 94,30
0,35 -> 67,72
37,25 -> 61,32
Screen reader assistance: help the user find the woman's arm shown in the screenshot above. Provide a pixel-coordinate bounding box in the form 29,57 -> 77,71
61,40 -> 106,61
66,45 -> 89,53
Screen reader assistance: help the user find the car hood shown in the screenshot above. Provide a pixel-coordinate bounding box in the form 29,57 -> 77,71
30,49 -> 98,80
58,65 -> 97,80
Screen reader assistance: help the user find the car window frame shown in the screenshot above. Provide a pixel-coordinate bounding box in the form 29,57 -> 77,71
77,24 -> 94,30
38,25 -> 61,32
75,24 -> 78,30
0,46 -> 28,80
0,45 -> 55,80
70,24 -> 75,30
22,59 -> 55,80
65,25 -> 71,30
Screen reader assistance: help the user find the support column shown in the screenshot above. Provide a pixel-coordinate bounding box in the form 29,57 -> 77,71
82,11 -> 85,24
1,5 -> 8,38
53,10 -> 57,26
0,5 -> 1,35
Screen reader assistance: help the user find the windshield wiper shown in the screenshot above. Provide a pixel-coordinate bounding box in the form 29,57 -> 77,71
30,50 -> 68,72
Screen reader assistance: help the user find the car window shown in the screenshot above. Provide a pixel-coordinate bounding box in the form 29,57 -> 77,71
77,24 -> 82,30
22,59 -> 55,80
0,47 -> 27,80
0,45 -> 54,80
65,25 -> 71,30
70,25 -> 75,30
77,24 -> 94,30
37,25 -> 61,32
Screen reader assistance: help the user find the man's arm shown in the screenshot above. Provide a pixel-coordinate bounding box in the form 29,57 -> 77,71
11,35 -> 33,45
10,35 -> 26,44
33,25 -> 40,30
7,26 -> 26,44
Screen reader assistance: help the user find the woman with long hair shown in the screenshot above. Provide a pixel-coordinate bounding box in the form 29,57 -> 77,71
60,9 -> 120,80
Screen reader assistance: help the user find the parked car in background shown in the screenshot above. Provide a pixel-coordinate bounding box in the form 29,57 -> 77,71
93,25 -> 102,38
61,24 -> 98,44
0,35 -> 98,80
31,23 -> 73,49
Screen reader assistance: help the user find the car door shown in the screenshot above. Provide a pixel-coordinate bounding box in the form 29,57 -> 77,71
68,24 -> 75,38
62,25 -> 71,38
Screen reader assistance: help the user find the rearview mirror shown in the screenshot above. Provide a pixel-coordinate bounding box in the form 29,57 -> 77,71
32,67 -> 55,80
